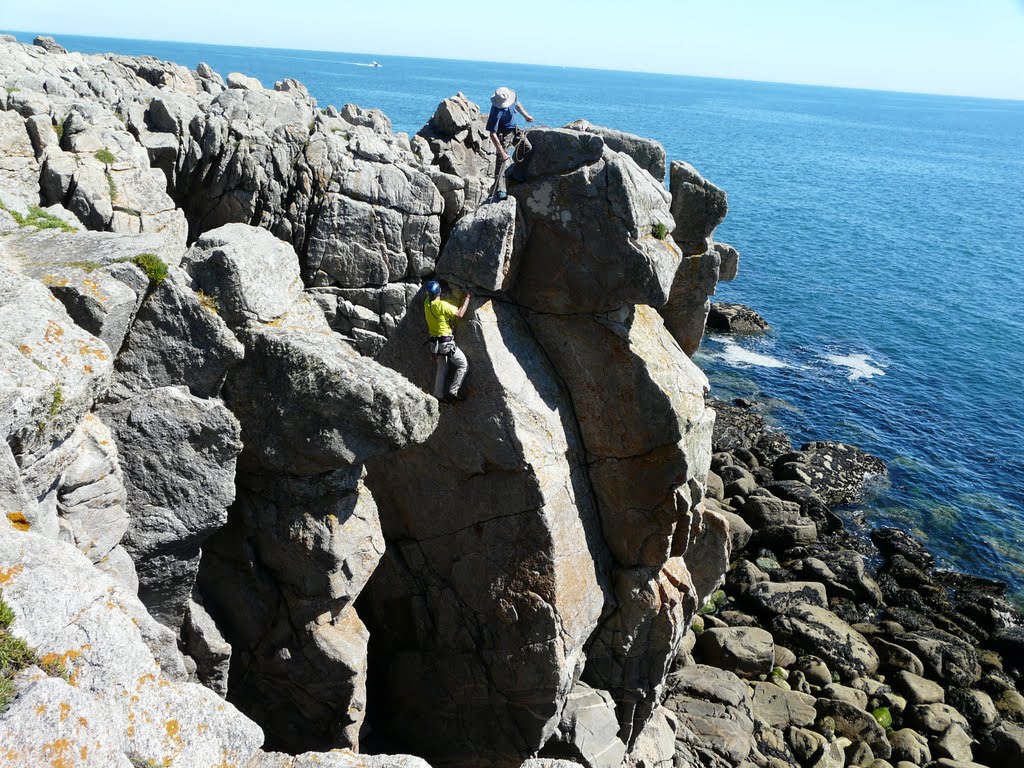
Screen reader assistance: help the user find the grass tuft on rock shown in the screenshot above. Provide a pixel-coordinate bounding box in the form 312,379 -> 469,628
106,171 -> 118,202
652,222 -> 669,240
0,203 -> 76,233
196,290 -> 219,314
120,253 -> 168,287
62,260 -> 102,272
0,592 -> 38,712
94,148 -> 116,165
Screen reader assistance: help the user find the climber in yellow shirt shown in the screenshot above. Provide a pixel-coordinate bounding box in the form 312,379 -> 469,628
424,280 -> 472,402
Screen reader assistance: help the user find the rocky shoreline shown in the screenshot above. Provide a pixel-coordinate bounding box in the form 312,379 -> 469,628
660,393 -> 1024,767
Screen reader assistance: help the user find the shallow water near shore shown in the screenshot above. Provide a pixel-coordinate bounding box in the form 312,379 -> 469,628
10,31 -> 1024,599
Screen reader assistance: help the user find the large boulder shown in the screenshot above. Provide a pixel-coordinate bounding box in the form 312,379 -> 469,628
565,120 -> 667,181
0,521 -> 263,767
110,267 -> 245,399
199,466 -> 383,752
662,664 -> 758,767
182,223 -> 304,326
525,305 -> 711,567
225,296 -> 437,475
363,298 -> 608,763
512,144 -> 679,314
436,196 -> 523,292
0,266 -> 113,460
772,604 -> 880,678
668,161 -> 727,255
97,386 -> 242,629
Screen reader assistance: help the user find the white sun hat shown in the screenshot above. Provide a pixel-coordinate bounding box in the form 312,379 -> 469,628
490,87 -> 516,109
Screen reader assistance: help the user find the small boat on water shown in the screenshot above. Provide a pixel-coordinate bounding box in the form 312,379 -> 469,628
370,61 -> 381,68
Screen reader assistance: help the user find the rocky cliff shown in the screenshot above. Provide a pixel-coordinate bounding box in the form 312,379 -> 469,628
0,37 -> 741,768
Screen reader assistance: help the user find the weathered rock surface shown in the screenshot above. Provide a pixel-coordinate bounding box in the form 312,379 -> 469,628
662,664 -> 758,767
565,119 -> 667,181
110,266 -> 244,399
97,386 -> 242,629
707,301 -> 771,334
0,521 -> 263,767
435,196 -> 523,292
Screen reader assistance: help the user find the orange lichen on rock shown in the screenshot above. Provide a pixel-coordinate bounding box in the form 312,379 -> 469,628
17,344 -> 32,356
59,701 -> 71,721
76,340 -> 109,361
43,320 -> 64,344
41,737 -> 73,768
80,278 -> 107,301
0,564 -> 24,585
6,512 -> 30,531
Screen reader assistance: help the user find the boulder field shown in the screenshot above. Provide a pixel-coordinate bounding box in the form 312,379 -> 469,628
1,34 -> 1021,768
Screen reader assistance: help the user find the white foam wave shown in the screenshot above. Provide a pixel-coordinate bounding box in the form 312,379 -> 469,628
825,353 -> 885,381
716,340 -> 789,369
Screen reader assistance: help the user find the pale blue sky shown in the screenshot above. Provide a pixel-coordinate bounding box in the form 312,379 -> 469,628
6,0 -> 1024,99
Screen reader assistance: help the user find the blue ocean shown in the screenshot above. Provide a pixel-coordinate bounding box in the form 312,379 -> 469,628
11,33 -> 1024,600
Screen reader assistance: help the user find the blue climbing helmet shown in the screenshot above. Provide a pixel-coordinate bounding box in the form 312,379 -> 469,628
425,280 -> 441,298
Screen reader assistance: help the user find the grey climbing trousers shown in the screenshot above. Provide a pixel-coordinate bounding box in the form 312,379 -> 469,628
433,345 -> 467,400
493,130 -> 532,197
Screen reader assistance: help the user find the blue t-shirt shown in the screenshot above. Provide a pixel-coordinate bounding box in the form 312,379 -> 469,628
486,105 -> 516,134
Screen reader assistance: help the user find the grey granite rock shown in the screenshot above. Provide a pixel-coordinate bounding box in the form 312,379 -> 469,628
564,119 -> 667,181
0,522 -> 262,766
33,264 -> 140,355
707,302 -> 771,334
436,196 -> 523,292
815,699 -> 892,760
750,681 -> 817,729
363,297 -> 608,763
662,664 -> 758,767
714,242 -> 740,281
888,728 -> 931,764
0,266 -> 113,458
748,581 -> 829,615
512,144 -> 679,314
668,161 -> 727,255
772,604 -> 879,679
547,683 -> 628,768
97,386 -> 242,629
200,468 -> 381,751
33,35 -> 67,53
891,628 -> 981,688
696,627 -> 775,678
183,223 -> 304,326
111,267 -> 245,399
182,598 -> 232,697
225,297 -> 437,475
894,670 -> 945,705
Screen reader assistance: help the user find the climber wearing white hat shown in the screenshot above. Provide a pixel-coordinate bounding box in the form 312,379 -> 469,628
486,86 -> 534,201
